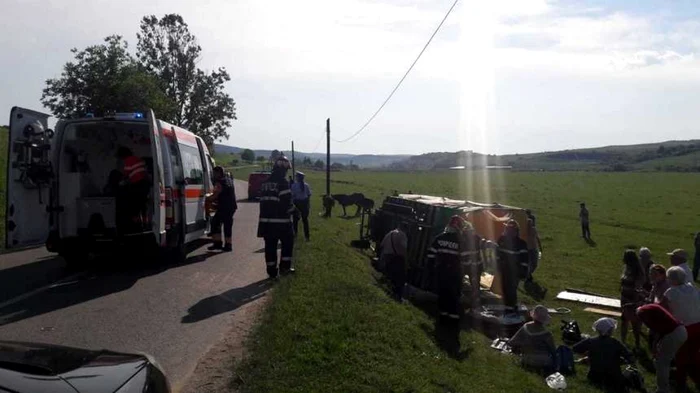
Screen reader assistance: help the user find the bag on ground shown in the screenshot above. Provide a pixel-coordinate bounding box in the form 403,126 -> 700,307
555,345 -> 575,375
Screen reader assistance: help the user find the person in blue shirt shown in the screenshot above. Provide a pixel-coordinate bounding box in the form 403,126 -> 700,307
291,171 -> 312,241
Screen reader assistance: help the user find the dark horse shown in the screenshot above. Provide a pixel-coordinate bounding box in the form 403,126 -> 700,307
332,193 -> 374,216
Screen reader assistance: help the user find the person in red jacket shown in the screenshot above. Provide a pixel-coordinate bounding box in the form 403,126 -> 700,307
117,146 -> 150,231
637,304 -> 687,393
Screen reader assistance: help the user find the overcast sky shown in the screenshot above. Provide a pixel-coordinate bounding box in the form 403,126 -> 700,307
1,0 -> 699,155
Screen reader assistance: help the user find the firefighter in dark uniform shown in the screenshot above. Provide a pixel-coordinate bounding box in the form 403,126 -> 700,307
427,215 -> 471,322
462,222 -> 484,310
207,166 -> 237,252
258,153 -> 296,278
497,219 -> 529,312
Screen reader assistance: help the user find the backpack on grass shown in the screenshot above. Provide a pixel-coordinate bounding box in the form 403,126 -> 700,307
556,345 -> 575,376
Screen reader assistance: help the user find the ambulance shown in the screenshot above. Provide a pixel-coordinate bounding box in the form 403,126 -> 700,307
4,107 -> 215,266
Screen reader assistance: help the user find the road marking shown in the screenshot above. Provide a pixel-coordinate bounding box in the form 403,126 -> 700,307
0,272 -> 85,310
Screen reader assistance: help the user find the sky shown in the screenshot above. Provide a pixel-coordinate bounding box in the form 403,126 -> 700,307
1,0 -> 700,155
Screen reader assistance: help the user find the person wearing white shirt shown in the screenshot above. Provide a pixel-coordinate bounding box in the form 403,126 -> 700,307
668,249 -> 693,285
290,172 -> 312,240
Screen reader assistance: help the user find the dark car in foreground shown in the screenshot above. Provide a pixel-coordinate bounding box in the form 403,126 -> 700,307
0,341 -> 170,393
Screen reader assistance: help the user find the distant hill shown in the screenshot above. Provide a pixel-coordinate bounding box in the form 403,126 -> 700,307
214,144 -> 409,168
388,139 -> 700,172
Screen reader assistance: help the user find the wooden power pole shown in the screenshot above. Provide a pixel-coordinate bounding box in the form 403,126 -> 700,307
291,141 -> 295,175
326,118 -> 331,197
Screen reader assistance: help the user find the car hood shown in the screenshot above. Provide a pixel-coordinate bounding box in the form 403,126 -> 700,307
0,341 -> 148,393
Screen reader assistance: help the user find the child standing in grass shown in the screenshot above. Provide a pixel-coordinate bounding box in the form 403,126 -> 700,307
620,249 -> 644,350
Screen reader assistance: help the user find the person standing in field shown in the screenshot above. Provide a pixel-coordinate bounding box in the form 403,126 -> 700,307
525,218 -> 542,283
579,202 -> 591,239
660,267 -> 700,390
496,219 -> 529,313
460,222 -> 484,310
693,232 -> 700,282
291,171 -> 312,241
257,153 -> 296,279
620,249 -> 644,350
636,303 -> 687,393
667,249 -> 693,284
427,215 -> 470,322
639,247 -> 655,291
379,223 -> 408,301
645,264 -> 671,352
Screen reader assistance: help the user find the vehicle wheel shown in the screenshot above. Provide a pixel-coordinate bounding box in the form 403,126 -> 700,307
60,250 -> 88,272
166,230 -> 187,265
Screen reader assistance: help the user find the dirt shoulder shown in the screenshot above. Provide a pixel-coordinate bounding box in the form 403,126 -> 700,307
180,295 -> 269,393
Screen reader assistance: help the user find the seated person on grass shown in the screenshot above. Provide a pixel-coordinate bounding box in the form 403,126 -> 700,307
573,317 -> 634,393
508,305 -> 556,374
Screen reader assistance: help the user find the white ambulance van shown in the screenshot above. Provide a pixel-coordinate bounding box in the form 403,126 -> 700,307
5,107 -> 215,265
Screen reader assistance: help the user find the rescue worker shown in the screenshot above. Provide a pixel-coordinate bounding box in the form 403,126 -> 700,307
207,166 -> 237,252
427,215 -> 470,322
462,222 -> 484,310
291,171 -> 312,241
258,153 -> 295,278
497,219 -> 529,313
116,146 -> 149,232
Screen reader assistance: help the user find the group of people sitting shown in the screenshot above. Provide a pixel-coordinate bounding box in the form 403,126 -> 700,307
509,246 -> 700,393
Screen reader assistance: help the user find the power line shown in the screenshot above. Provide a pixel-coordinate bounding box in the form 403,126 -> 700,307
310,131 -> 326,153
334,0 -> 460,143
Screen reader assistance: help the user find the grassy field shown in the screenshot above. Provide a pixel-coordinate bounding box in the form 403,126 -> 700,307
237,170 -> 700,393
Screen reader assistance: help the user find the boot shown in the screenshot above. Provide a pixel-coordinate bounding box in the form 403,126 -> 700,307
222,243 -> 232,252
208,241 -> 223,251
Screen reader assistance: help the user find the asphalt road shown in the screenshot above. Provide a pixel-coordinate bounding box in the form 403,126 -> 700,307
0,180 -> 269,390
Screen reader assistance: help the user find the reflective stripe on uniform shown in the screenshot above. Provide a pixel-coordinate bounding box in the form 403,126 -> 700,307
260,196 -> 280,202
266,261 -> 277,266
500,249 -> 528,255
281,257 -> 292,261
428,247 -> 437,253
427,255 -> 436,259
447,314 -> 460,319
461,250 -> 480,256
437,249 -> 459,255
259,218 -> 291,223
278,189 -> 291,196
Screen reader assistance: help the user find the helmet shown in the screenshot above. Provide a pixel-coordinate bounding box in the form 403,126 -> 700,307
273,153 -> 291,170
447,215 -> 471,232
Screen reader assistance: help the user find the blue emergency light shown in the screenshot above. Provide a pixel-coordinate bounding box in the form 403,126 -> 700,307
114,112 -> 145,119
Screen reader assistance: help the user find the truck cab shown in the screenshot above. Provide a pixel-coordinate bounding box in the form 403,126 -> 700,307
5,107 -> 214,265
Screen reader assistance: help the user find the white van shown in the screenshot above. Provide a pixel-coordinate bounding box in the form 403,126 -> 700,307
5,107 -> 215,265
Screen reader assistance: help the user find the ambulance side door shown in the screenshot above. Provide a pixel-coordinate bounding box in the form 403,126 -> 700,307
173,128 -> 207,241
5,107 -> 54,249
147,110 -> 166,245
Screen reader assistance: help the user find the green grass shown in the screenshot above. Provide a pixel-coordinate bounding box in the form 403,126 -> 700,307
237,170 -> 700,393
0,126 -> 7,249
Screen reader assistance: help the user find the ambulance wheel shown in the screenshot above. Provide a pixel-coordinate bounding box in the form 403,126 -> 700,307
61,250 -> 88,271
167,230 -> 187,265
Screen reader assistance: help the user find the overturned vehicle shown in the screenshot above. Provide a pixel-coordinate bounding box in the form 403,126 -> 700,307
367,194 -> 536,333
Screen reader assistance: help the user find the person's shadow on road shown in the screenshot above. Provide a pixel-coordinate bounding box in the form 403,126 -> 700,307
180,279 -> 273,324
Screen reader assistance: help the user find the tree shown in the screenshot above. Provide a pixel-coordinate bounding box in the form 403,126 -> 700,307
41,35 -> 175,118
331,162 -> 345,170
256,156 -> 266,162
137,14 -> 236,148
313,159 -> 324,169
230,159 -> 239,166
241,149 -> 255,162
302,156 -> 312,166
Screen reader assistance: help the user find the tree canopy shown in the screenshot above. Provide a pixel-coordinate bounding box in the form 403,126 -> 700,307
41,14 -> 236,148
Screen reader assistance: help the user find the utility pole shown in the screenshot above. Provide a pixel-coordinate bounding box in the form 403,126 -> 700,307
291,141 -> 295,175
326,118 -> 331,198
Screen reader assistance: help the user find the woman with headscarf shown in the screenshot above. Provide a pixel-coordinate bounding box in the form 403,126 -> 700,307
573,317 -> 634,392
508,305 -> 556,374
620,249 -> 645,349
